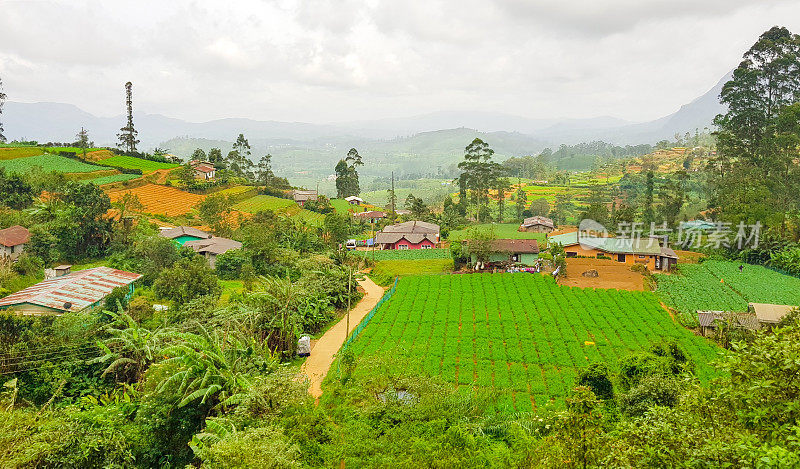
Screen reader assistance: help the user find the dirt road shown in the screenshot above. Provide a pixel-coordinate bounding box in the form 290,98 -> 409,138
301,276 -> 385,400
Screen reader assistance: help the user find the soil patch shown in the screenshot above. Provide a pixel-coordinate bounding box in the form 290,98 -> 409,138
560,257 -> 646,291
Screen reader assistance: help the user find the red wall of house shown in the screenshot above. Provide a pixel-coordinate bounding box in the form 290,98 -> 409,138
388,238 -> 435,250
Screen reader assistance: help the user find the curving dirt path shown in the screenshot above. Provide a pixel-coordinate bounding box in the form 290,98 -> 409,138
301,276 -> 385,401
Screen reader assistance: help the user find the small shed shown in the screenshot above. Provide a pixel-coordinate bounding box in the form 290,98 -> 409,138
0,225 -> 31,260
697,310 -> 761,336
519,216 -> 555,233
354,210 -> 386,224
344,195 -> 364,205
184,236 -> 243,268
292,190 -> 318,207
469,239 -> 540,266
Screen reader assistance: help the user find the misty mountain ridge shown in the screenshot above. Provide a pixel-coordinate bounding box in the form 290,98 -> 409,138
2,71 -> 730,178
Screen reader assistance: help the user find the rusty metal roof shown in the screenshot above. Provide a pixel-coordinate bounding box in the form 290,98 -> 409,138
0,267 -> 142,313
0,225 -> 30,247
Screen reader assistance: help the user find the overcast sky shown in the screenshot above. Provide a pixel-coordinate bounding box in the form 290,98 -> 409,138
1,0 -> 799,124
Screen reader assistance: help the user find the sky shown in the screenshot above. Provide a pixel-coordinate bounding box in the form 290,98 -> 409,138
1,0 -> 799,124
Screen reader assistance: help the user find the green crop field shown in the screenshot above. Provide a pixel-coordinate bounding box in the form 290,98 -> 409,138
80,173 -> 141,185
330,198 -> 354,213
99,155 -> 179,173
369,259 -> 454,285
347,274 -> 720,410
233,194 -> 297,213
448,223 -> 548,242
354,248 -> 452,261
293,209 -> 325,226
655,260 -> 800,316
0,154 -> 104,174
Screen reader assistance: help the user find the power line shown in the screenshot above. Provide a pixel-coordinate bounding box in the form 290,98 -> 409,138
0,349 -> 103,376
0,344 -> 97,362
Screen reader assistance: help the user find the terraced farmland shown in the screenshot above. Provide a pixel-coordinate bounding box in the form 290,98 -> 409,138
108,184 -> 205,216
0,147 -> 44,160
80,173 -> 141,186
100,155 -> 179,173
0,154 -> 104,174
347,274 -> 719,410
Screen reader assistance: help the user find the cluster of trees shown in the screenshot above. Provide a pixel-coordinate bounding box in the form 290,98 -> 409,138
0,175 -> 368,466
455,138 -> 508,222
183,135 -> 290,192
710,27 -> 800,236
334,148 -> 363,198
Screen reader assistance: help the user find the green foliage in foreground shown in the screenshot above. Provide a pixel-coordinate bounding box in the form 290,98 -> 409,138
348,273 -> 720,408
369,258 -> 454,285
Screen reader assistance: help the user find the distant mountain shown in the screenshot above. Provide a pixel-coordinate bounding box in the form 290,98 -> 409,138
1,71 -> 732,175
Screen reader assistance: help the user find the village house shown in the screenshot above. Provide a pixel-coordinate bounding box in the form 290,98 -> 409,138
184,237 -> 243,268
353,210 -> 386,224
547,231 -> 678,271
0,225 -> 30,261
375,221 -> 440,250
292,190 -> 318,207
159,226 -> 212,245
189,160 -> 216,180
469,239 -> 540,266
519,216 -> 555,233
345,195 -> 364,205
0,266 -> 142,316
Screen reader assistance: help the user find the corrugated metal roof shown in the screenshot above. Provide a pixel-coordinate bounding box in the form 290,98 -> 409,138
547,232 -> 662,255
184,236 -> 243,255
159,226 -> 211,240
0,267 -> 142,313
521,216 -> 554,229
380,221 -> 440,234
354,211 -> 386,218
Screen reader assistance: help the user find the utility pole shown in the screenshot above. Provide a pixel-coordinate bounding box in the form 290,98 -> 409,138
390,171 -> 396,218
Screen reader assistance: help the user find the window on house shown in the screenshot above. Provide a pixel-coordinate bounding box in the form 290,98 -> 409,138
637,255 -> 646,259
421,244 -> 432,249
398,244 -> 409,250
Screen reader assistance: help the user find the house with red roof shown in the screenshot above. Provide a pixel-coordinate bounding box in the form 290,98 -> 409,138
375,221 -> 440,250
189,160 -> 216,180
0,225 -> 30,261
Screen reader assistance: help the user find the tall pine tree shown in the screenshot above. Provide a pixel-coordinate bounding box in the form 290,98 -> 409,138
0,76 -> 6,143
117,82 -> 140,152
76,127 -> 90,158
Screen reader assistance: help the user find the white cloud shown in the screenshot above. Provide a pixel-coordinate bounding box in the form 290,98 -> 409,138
0,0 -> 799,123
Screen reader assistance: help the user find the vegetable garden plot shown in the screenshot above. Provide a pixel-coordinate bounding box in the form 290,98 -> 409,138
655,260 -> 800,316
347,273 -> 720,410
353,248 -> 451,261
